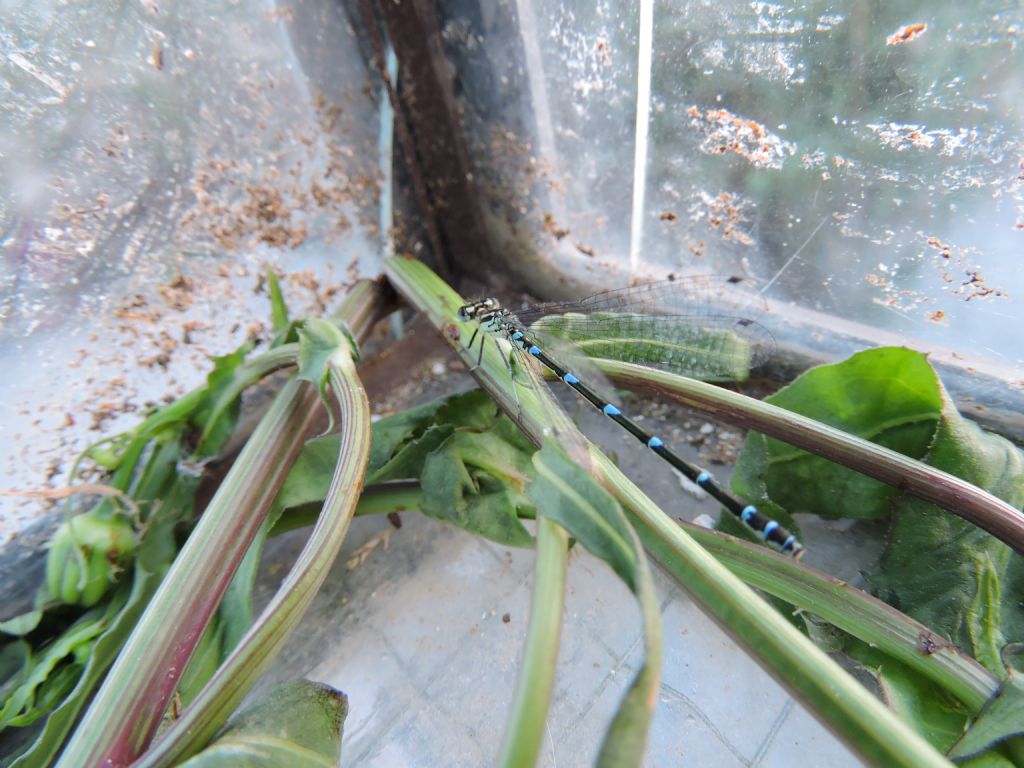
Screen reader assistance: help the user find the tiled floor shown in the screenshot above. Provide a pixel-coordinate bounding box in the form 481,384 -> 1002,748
252,511 -> 864,766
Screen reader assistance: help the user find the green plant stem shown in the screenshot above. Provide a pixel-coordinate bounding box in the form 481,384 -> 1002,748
599,360 -> 1024,556
195,343 -> 302,451
384,257 -> 953,768
674,522 -> 998,712
136,348 -> 371,767
56,377 -> 320,767
498,517 -> 568,768
55,280 -> 387,767
319,481 -> 999,718
590,447 -> 952,768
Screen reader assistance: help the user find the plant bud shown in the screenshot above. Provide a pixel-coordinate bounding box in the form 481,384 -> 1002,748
46,513 -> 137,606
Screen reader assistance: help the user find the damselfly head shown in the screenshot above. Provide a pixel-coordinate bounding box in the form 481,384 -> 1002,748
457,297 -> 498,321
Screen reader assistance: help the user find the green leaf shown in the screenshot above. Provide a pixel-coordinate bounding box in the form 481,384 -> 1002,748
950,667 -> 1024,760
1002,559 -> 1024,653
217,524 -> 267,658
177,680 -> 347,767
296,319 -> 353,432
420,430 -> 535,547
851,644 -> 970,752
366,397 -> 448,474
0,611 -> 43,638
0,610 -> 108,729
194,342 -> 255,456
266,269 -> 289,334
273,396 -> 454,519
528,443 -> 638,592
734,347 -> 941,522
433,387 -> 505,430
873,395 -> 1024,666
273,391 -> 531,542
272,435 -> 342,518
957,753 -> 1018,768
367,425 -> 455,484
0,640 -> 29,687
297,318 -> 347,391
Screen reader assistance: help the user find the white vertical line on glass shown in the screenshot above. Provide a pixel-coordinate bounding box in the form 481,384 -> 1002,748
379,44 -> 404,340
516,0 -> 559,166
629,0 -> 655,274
378,44 -> 398,261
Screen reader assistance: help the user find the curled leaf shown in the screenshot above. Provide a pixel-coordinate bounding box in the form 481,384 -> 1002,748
177,680 -> 347,767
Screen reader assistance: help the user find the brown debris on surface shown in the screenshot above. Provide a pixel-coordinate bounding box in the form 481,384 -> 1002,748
886,23 -> 927,46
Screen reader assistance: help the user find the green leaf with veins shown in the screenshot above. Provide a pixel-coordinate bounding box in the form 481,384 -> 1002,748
733,347 -> 941,523
419,429 -> 535,547
732,346 -> 1024,760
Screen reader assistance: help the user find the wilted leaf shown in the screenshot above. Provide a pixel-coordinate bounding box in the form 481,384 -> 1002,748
178,680 -> 347,767
420,430 -> 535,547
734,347 -> 941,522
950,666 -> 1024,760
296,319 -> 354,432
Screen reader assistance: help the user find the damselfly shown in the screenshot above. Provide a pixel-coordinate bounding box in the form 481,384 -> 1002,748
458,277 -> 804,557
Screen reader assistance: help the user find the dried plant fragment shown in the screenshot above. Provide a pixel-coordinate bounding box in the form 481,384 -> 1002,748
887,23 -> 927,46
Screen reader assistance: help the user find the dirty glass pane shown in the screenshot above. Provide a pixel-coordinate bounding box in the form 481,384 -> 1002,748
464,1 -> 1023,375
0,0 -> 382,529
645,2 -> 1022,362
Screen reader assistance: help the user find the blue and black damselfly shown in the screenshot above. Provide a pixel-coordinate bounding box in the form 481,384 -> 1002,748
458,277 -> 804,557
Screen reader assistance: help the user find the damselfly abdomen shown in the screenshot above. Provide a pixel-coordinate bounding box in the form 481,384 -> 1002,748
458,277 -> 802,557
